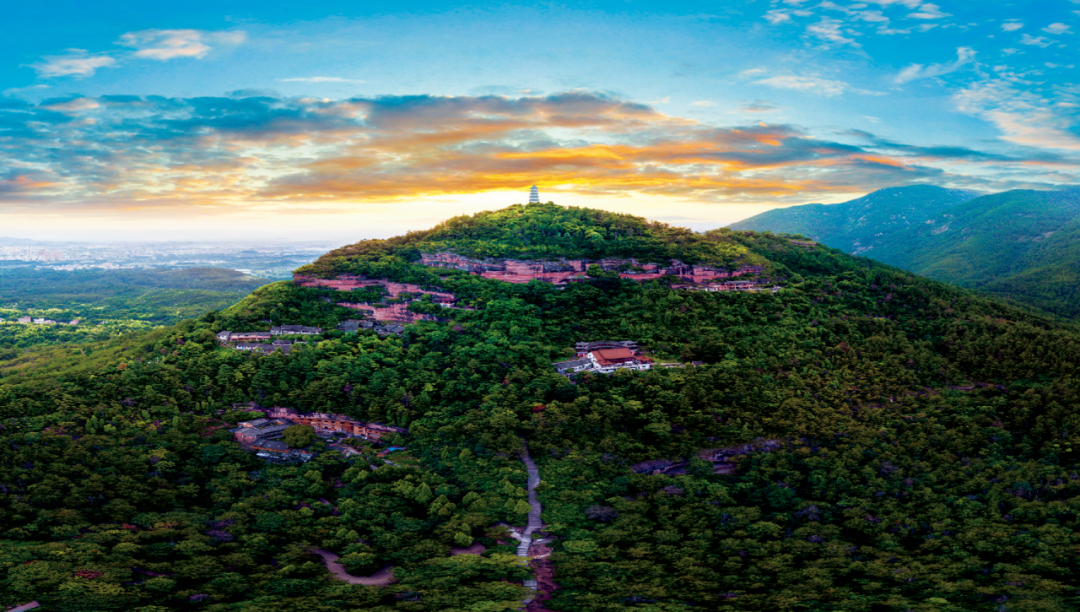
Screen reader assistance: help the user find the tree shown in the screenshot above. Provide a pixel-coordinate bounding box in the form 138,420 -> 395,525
283,424 -> 316,448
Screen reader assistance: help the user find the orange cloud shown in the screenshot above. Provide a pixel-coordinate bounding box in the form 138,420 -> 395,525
0,90 -> 1054,217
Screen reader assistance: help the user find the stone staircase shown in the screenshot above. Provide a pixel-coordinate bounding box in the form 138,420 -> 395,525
518,442 -> 544,606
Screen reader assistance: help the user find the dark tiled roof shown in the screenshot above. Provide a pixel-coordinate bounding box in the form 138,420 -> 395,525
255,439 -> 290,452
553,358 -> 591,372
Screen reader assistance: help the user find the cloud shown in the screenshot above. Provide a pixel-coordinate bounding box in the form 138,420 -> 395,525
32,51 -> 116,77
0,174 -> 60,196
118,29 -> 245,60
852,9 -> 889,23
755,75 -> 848,97
861,0 -> 921,7
1020,34 -> 1052,47
1043,23 -> 1071,35
691,101 -> 716,107
954,80 -> 1080,151
280,77 -> 366,84
806,18 -> 860,47
736,101 -> 779,113
40,97 -> 101,113
31,29 -> 246,79
909,3 -> 949,19
843,128 -> 1020,161
0,91 -> 1068,215
1002,21 -> 1024,31
894,47 -> 976,84
764,10 -> 792,24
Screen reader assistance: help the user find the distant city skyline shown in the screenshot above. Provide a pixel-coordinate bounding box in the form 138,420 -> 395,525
1,0 -> 1077,240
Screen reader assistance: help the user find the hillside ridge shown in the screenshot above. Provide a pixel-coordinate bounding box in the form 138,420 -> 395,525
732,185 -> 1080,318
8,202 -> 1080,611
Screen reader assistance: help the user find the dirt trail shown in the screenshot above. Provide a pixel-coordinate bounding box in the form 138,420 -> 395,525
526,543 -> 559,612
310,548 -> 396,585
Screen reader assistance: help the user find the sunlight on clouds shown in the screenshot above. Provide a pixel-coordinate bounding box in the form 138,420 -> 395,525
0,191 -> 792,242
954,81 -> 1080,151
32,52 -> 116,77
40,97 -> 101,113
31,28 -> 246,79
0,90 -> 1074,240
119,29 -> 246,60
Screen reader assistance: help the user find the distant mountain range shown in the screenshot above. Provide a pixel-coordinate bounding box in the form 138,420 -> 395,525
731,185 -> 1080,318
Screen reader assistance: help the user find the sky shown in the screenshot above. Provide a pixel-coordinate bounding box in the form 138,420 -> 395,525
1,0 -> 1078,242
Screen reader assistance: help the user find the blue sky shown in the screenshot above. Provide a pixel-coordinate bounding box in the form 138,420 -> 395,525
1,0 -> 1078,240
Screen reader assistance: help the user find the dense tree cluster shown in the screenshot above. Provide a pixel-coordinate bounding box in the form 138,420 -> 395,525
0,267 -> 274,353
300,202 -> 763,278
4,205 -> 1080,610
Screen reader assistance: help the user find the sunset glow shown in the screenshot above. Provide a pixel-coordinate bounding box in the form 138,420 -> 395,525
2,1 -> 1078,241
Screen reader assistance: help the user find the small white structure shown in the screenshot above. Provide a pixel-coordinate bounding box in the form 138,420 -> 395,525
529,185 -> 539,203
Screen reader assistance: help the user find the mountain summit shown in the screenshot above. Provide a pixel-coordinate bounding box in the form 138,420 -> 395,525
733,186 -> 1080,318
730,185 -> 979,256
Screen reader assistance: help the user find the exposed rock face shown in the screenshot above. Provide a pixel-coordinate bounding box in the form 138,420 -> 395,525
420,252 -> 762,284
294,253 -> 763,324
336,301 -> 447,325
293,275 -> 461,324
294,275 -> 456,302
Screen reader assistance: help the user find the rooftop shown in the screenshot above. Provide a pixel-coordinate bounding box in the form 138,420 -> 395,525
592,347 -> 635,364
553,358 -> 591,372
255,439 -> 290,452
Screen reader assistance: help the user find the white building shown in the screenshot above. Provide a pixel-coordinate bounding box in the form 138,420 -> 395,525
529,185 -> 539,203
585,347 -> 652,374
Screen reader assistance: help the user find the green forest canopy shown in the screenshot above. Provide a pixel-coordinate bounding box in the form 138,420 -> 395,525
3,206 -> 1080,610
300,203 -> 764,279
0,267 -> 274,356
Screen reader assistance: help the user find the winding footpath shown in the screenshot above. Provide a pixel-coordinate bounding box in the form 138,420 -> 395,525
310,548 -> 397,586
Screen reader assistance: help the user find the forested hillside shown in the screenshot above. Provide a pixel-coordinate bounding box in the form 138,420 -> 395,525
732,186 -> 1080,318
4,204 -> 1080,610
0,267 -> 273,352
729,185 -> 979,255
304,203 -> 764,276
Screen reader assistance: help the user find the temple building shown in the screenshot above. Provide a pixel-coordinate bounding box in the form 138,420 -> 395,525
529,185 -> 539,203
553,340 -> 653,375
